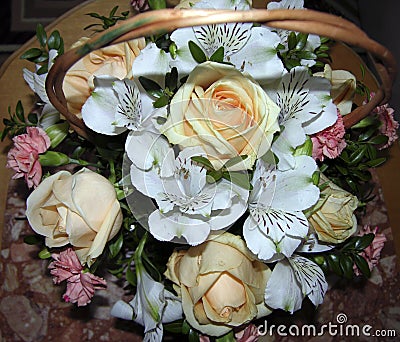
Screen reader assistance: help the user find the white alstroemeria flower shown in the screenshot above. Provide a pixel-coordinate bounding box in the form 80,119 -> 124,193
264,254 -> 328,313
23,49 -> 58,104
268,66 -> 337,169
267,0 -> 321,67
169,0 -> 284,84
111,238 -> 182,342
81,76 -> 155,135
243,156 -> 319,262
129,144 -> 249,245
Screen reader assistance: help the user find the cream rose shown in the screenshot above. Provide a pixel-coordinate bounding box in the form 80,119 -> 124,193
314,64 -> 356,116
26,168 -> 123,265
63,37 -> 146,116
307,175 -> 359,244
165,232 -> 271,336
161,61 -> 280,170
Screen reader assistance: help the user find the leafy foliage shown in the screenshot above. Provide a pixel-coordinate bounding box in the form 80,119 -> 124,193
1,101 -> 37,141
311,233 -> 375,279
20,24 -> 64,74
84,6 -> 130,33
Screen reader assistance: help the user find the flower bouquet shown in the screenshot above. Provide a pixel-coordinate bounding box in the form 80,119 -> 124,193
1,0 -> 398,341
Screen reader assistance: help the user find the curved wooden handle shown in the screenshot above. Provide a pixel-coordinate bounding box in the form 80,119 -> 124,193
46,8 -> 397,140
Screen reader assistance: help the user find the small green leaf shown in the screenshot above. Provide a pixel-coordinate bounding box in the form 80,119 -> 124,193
164,321 -> 184,334
39,248 -> 51,259
325,254 -> 342,276
348,146 -> 366,165
188,40 -> 207,63
353,254 -> 371,277
296,33 -> 308,50
126,264 -> 137,286
36,65 -> 48,75
108,232 -> 124,258
191,156 -> 214,170
32,54 -> 49,64
153,95 -> 169,108
210,46 -> 225,63
207,170 -> 223,183
222,171 -> 253,190
297,51 -> 317,60
109,5 -> 118,17
369,135 -> 388,145
216,330 -> 235,342
23,235 -> 42,245
223,155 -> 248,169
339,254 -> 354,279
287,31 -> 297,50
36,24 -> 47,48
15,101 -> 24,122
20,48 -> 42,60
354,233 -> 375,251
358,127 -> 376,141
138,76 -> 164,98
165,67 -> 178,92
366,157 -> 386,168
188,329 -> 200,342
47,30 -> 61,50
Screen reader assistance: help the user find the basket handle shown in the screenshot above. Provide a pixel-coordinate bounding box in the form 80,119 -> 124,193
46,8 -> 397,140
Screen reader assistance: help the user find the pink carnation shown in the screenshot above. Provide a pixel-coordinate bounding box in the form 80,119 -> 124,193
49,248 -> 107,306
311,111 -> 347,161
354,225 -> 387,276
374,103 -> 398,149
6,127 -> 50,188
130,0 -> 149,12
235,324 -> 260,342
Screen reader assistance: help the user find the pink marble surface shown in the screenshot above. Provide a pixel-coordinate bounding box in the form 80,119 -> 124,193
0,172 -> 399,341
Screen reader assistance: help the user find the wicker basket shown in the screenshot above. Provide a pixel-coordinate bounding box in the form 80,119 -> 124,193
45,7 -> 397,140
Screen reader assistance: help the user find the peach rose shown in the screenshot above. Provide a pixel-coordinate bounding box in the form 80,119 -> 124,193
63,37 -> 146,116
26,168 -> 123,265
161,61 -> 280,170
165,232 -> 271,337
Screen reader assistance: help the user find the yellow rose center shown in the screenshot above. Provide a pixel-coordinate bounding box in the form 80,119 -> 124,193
204,272 -> 246,318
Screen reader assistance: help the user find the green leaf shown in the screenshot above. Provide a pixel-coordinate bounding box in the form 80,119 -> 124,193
31,54 -> 49,64
354,233 -> 374,251
210,46 -> 225,63
358,127 -> 376,141
350,116 -> 377,129
108,232 -> 124,258
222,171 -> 253,190
188,329 -> 200,342
39,248 -> 52,259
20,48 -> 42,60
353,254 -> 371,277
23,235 -> 42,245
287,31 -> 297,50
366,157 -> 386,168
325,254 -> 342,276
207,170 -> 223,183
153,94 -> 169,108
297,51 -> 317,60
47,30 -> 62,50
109,5 -> 119,17
15,101 -> 24,122
148,0 -> 167,10
188,40 -> 207,63
36,65 -> 48,75
165,67 -> 178,92
348,146 -> 366,165
223,155 -> 248,169
126,264 -> 137,286
216,331 -> 235,342
138,76 -> 164,98
191,156 -> 214,170
164,321 -> 184,334
296,33 -> 308,50
339,254 -> 354,279
36,24 -> 47,48
369,135 -> 388,145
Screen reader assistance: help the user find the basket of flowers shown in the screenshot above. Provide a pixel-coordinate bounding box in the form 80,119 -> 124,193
1,0 -> 398,341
